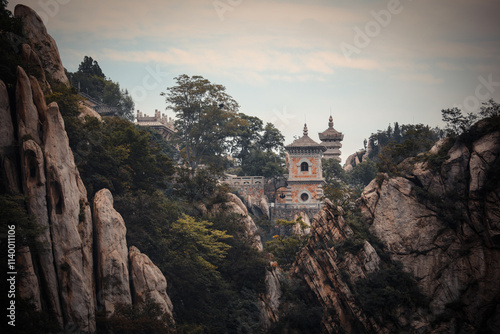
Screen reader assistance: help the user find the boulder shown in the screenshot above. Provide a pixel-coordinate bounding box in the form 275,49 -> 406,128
93,189 -> 132,315
129,246 -> 174,318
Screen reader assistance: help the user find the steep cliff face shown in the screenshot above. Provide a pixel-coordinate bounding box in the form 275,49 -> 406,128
359,121 -> 500,332
14,4 -> 69,87
293,119 -> 500,333
1,5 -> 174,332
210,193 -> 263,251
293,201 -> 396,333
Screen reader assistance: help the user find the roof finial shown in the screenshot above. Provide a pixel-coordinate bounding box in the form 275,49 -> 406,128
303,123 -> 308,136
328,115 -> 333,128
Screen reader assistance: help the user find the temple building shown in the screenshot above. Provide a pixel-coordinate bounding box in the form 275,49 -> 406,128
318,115 -> 344,161
135,109 -> 176,140
278,123 -> 326,210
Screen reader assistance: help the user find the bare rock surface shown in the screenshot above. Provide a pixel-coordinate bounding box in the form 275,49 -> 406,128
93,189 -> 132,315
14,4 -> 69,86
211,193 -> 263,250
43,101 -> 96,332
358,122 -> 500,332
129,246 -> 174,318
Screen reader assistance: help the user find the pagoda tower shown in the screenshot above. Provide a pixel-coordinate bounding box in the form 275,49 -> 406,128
318,115 -> 344,161
283,124 -> 326,205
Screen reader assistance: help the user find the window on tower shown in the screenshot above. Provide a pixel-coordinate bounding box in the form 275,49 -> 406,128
301,162 -> 309,172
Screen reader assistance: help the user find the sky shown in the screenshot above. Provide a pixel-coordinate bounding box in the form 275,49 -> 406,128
8,0 -> 500,163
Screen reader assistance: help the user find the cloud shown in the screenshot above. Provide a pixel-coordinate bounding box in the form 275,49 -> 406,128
396,73 -> 443,85
100,46 -> 380,82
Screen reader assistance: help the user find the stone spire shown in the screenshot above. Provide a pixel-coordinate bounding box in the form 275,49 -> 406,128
303,123 -> 308,136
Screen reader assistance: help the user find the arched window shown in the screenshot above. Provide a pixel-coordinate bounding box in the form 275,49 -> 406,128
301,162 -> 309,172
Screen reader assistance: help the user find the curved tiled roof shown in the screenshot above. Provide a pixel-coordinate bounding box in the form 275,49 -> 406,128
318,115 -> 343,141
286,124 -> 326,151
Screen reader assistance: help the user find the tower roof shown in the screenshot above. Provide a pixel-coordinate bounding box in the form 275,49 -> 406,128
319,115 -> 343,141
286,124 -> 327,151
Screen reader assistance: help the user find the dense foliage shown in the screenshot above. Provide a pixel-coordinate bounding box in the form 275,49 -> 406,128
44,74 -> 272,332
265,217 -> 309,270
68,56 -> 135,120
162,74 -> 286,179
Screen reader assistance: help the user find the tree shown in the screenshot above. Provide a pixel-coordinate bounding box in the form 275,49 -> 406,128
441,107 -> 477,136
348,159 -> 378,187
169,214 -> 232,271
479,99 -> 500,118
77,56 -> 105,78
232,113 -> 263,162
68,56 -> 134,121
322,158 -> 347,184
162,74 -> 241,170
265,217 -> 309,269
259,122 -> 285,153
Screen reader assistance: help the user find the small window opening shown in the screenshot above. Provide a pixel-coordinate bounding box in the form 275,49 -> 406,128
301,162 -> 309,172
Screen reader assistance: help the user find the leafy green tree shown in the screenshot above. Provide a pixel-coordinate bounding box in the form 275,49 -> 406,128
323,180 -> 359,210
77,56 -> 105,78
322,158 -> 347,183
162,74 -> 241,170
68,56 -> 134,120
97,299 -> 175,334
348,159 -> 378,187
232,113 -> 264,162
235,120 -> 286,181
441,107 -> 477,136
259,122 -> 285,153
265,217 -> 309,269
479,99 -> 500,118
169,214 -> 232,271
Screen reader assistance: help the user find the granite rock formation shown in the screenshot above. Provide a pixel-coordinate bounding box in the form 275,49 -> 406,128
293,118 -> 500,333
2,5 -> 174,331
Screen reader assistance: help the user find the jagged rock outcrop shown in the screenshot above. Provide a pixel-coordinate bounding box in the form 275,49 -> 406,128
293,201 -> 394,333
293,119 -> 500,333
241,193 -> 271,219
344,149 -> 367,171
14,4 -> 69,86
44,99 -> 96,331
93,189 -> 132,315
258,264 -> 282,329
358,121 -> 500,332
129,246 -> 174,318
0,80 -> 19,194
20,43 -> 50,90
2,6 -> 174,331
210,193 -> 263,250
79,102 -> 102,121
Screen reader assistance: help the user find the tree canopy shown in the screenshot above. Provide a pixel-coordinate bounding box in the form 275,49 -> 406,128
68,56 -> 134,121
162,74 -> 242,170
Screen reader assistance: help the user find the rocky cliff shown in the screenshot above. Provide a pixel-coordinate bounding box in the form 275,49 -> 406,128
1,5 -> 173,332
14,4 -> 69,87
293,118 -> 500,333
